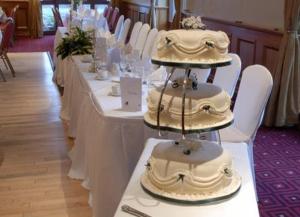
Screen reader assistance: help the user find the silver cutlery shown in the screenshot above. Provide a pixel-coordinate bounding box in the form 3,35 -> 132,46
121,205 -> 152,217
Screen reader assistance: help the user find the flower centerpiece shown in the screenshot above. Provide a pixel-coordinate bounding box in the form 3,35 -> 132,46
181,16 -> 206,30
56,27 -> 93,60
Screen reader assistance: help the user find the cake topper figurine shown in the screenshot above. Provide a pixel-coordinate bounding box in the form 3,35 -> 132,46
181,16 -> 206,30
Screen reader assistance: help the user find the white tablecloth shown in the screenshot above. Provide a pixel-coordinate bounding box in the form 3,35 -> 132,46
114,138 -> 260,217
62,55 -> 157,217
53,27 -> 69,86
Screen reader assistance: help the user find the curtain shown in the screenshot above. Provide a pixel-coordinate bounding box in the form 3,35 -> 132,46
29,0 -> 43,38
264,0 -> 300,127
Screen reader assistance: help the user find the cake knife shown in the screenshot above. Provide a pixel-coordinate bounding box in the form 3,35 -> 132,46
121,205 -> 152,217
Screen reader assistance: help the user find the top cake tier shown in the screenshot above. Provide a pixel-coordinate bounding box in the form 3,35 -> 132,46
152,29 -> 232,67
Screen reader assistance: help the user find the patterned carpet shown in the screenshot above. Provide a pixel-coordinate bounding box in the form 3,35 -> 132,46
8,35 -> 300,217
255,127 -> 300,217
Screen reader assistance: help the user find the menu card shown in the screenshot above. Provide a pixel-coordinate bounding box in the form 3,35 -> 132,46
120,77 -> 142,112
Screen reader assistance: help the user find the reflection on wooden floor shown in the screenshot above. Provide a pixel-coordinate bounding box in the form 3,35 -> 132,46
0,53 -> 92,217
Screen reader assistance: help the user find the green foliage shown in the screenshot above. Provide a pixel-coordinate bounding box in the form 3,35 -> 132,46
56,27 -> 93,60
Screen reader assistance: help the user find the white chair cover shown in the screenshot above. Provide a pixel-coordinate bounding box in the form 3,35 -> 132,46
170,68 -> 211,83
141,28 -> 158,60
96,14 -> 109,31
128,21 -> 143,47
134,23 -> 150,55
213,53 -> 242,97
114,15 -> 124,40
219,65 -> 273,199
151,30 -> 166,57
228,65 -> 273,141
118,18 -> 131,44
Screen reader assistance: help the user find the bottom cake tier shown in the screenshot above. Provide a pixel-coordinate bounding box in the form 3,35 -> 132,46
141,140 -> 241,203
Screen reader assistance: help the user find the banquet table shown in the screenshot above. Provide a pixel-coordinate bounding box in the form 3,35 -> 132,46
114,138 -> 260,217
61,53 -> 159,217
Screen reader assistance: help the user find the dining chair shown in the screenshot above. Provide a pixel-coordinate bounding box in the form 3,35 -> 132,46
141,28 -> 158,60
103,6 -> 108,17
52,8 -> 63,28
113,15 -> 124,39
217,65 -> 273,198
213,53 -> 242,97
128,21 -> 143,47
109,7 -> 119,32
9,4 -> 18,45
134,23 -> 150,56
0,19 -> 15,78
105,6 -> 113,23
170,68 -> 211,83
117,18 -> 131,44
150,30 -> 166,57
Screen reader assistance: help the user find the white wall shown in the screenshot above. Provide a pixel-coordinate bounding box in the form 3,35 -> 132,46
185,0 -> 284,31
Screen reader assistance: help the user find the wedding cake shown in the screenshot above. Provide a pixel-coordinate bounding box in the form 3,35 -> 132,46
141,17 -> 240,203
141,140 -> 241,201
152,17 -> 231,65
144,81 -> 233,131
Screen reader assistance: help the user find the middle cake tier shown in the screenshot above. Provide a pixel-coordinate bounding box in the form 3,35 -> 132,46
144,82 -> 234,132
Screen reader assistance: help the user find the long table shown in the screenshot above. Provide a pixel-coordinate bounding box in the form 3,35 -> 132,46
60,54 -> 158,217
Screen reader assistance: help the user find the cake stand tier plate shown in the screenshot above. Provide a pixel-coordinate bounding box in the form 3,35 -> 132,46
144,113 -> 234,134
151,58 -> 232,69
140,172 -> 241,204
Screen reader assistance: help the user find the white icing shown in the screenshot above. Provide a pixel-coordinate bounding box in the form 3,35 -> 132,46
153,29 -> 231,64
141,141 -> 241,199
145,82 -> 233,131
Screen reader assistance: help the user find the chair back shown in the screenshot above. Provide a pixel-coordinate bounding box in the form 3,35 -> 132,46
118,18 -> 131,44
150,30 -> 166,57
128,21 -> 143,47
10,4 -> 19,19
0,19 -> 14,52
233,65 -> 273,140
171,68 -> 211,83
103,6 -> 108,17
52,8 -> 63,27
213,53 -> 242,97
113,15 -> 124,39
109,7 -> 119,32
141,28 -> 158,60
134,23 -> 150,55
105,6 -> 113,22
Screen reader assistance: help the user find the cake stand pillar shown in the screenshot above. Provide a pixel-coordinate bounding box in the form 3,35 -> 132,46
181,67 -> 191,139
156,67 -> 176,136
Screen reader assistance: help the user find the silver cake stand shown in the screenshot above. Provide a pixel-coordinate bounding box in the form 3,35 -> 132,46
140,58 -> 242,204
148,58 -> 233,140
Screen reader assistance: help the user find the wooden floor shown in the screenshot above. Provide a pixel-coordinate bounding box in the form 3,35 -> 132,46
0,53 -> 92,217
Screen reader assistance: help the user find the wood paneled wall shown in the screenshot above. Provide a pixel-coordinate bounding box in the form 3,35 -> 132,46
120,1 -> 168,30
0,0 -> 30,36
201,17 -> 283,77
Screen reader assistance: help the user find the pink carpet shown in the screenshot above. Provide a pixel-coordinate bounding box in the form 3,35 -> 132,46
9,35 -> 55,58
